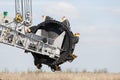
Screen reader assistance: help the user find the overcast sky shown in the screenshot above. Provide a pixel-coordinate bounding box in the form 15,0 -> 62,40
0,0 -> 120,73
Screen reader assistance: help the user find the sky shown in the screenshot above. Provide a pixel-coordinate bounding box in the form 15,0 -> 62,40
0,0 -> 120,73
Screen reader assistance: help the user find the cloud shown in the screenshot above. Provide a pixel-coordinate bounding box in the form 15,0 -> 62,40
34,2 -> 80,19
80,25 -> 98,34
78,4 -> 120,16
79,24 -> 120,46
108,8 -> 120,15
87,37 -> 120,45
0,1 -> 14,6
95,7 -> 120,16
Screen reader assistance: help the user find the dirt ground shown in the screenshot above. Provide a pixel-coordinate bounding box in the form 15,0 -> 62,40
0,72 -> 120,80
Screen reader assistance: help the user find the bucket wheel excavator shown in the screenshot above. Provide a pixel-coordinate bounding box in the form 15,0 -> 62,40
0,0 -> 80,71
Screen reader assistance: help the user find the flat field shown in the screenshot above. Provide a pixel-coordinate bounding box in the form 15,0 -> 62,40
0,72 -> 120,80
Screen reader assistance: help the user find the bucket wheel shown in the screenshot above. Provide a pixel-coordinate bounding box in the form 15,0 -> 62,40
30,19 -> 79,71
